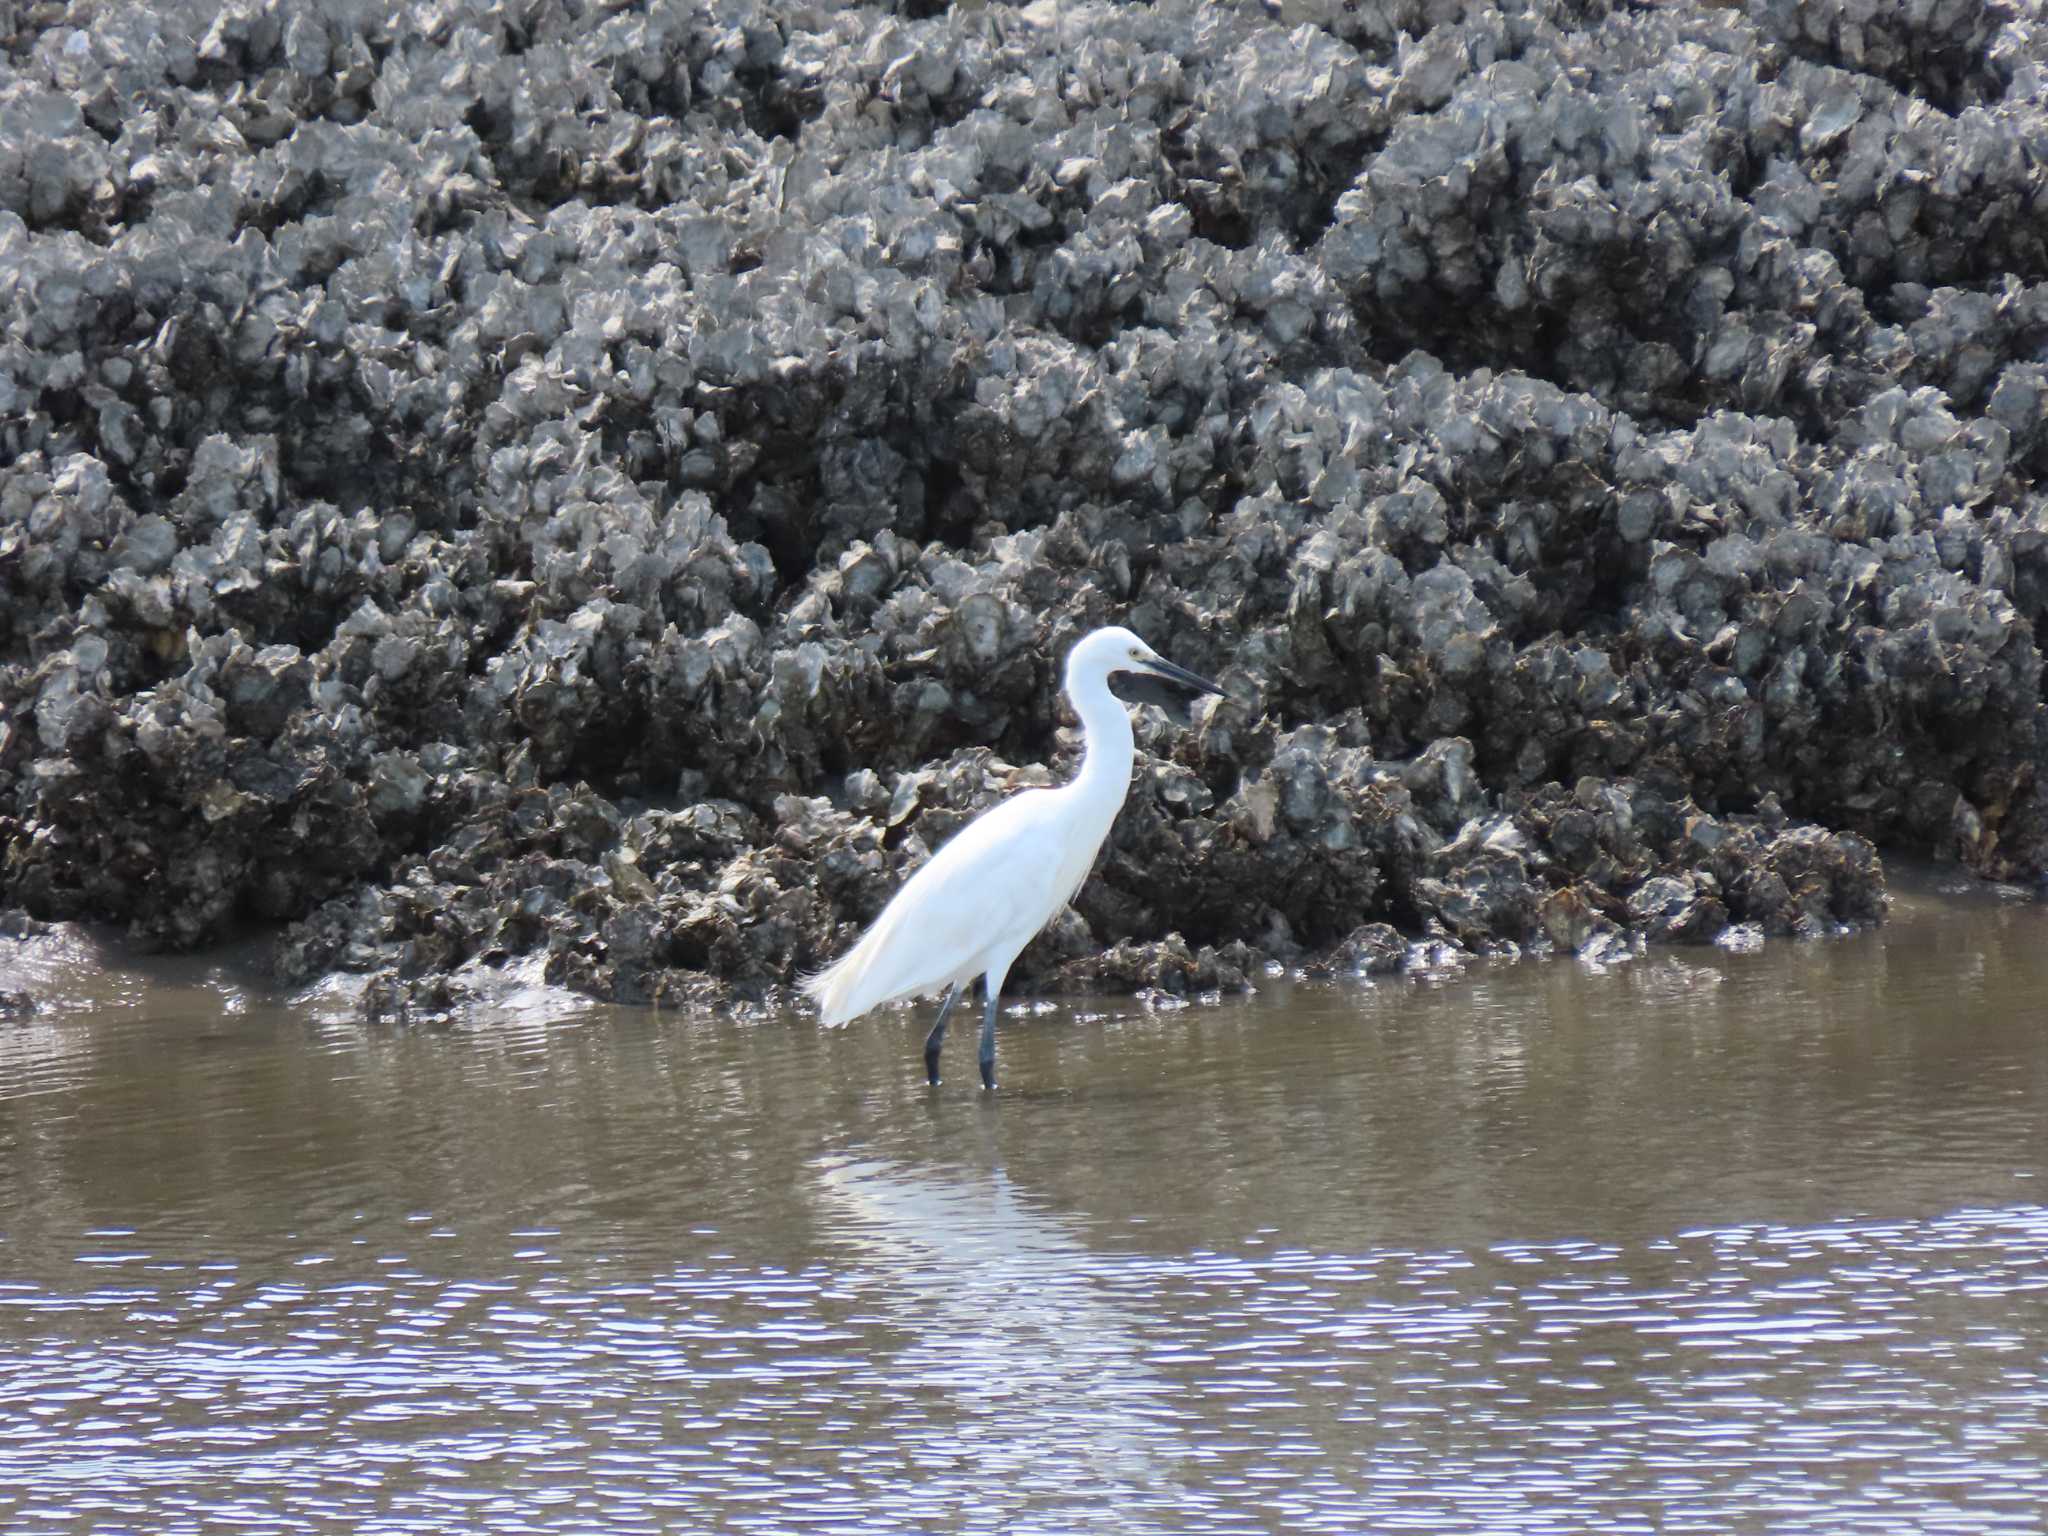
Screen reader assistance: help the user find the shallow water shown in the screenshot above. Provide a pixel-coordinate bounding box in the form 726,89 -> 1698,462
4,872 -> 2048,1534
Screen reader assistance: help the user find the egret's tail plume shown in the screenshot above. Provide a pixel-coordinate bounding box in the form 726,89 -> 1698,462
803,899 -> 937,1026
800,945 -> 866,1028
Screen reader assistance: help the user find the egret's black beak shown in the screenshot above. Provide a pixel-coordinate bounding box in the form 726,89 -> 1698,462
1141,654 -> 1228,697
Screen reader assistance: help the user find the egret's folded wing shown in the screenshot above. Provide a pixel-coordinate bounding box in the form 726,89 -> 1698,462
804,791 -> 1067,1023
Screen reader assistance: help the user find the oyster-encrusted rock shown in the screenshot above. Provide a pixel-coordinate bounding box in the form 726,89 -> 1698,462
13,0 -> 2046,1016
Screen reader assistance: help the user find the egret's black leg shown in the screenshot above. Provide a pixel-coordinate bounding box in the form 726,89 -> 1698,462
924,983 -> 963,1085
978,986 -> 1000,1091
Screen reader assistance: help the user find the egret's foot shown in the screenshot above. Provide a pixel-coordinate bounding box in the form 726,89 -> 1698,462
924,1052 -> 942,1087
979,1057 -> 996,1091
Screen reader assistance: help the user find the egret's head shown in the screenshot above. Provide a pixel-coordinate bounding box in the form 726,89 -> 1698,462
1066,625 -> 1227,697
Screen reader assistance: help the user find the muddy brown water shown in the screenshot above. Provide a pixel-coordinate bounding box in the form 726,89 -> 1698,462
4,871 -> 2048,1534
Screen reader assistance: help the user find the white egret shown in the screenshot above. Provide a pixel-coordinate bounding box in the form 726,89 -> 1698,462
803,625 -> 1226,1089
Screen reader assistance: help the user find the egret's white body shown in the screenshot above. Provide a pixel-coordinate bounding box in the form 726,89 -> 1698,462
803,625 -> 1224,1088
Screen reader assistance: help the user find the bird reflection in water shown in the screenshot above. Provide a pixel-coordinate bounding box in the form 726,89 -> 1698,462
811,1154 -> 1192,1525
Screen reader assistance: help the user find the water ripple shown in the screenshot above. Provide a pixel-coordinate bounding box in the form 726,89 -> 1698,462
0,1193 -> 2043,1533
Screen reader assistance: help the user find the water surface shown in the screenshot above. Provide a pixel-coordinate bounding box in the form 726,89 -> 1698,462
4,873 -> 2047,1532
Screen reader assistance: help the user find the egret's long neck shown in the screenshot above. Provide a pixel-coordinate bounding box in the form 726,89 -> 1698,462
1066,669 -> 1136,814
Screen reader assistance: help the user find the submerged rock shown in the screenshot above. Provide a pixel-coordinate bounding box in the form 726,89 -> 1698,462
9,0 -> 2040,1017
1323,923 -> 1407,977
